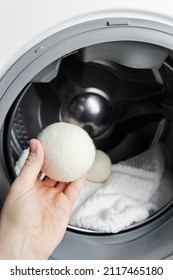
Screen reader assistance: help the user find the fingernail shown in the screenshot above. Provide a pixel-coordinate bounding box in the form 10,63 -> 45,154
29,139 -> 37,153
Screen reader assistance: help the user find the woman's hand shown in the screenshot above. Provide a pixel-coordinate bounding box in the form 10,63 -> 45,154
0,139 -> 86,259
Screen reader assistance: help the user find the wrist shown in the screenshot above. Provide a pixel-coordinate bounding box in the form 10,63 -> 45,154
0,228 -> 37,260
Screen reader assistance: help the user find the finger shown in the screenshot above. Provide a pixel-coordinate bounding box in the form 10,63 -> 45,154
12,139 -> 44,191
42,176 -> 57,187
42,182 -> 67,202
51,182 -> 67,196
63,173 -> 87,204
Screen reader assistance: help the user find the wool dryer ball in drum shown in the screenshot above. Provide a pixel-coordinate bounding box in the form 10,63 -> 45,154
38,122 -> 96,182
87,150 -> 112,183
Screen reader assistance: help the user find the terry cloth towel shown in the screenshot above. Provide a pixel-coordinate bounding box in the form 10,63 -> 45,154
70,145 -> 168,233
15,145 -> 173,233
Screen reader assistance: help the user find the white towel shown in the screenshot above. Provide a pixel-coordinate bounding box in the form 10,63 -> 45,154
15,145 -> 173,233
70,145 -> 170,233
14,148 -> 29,175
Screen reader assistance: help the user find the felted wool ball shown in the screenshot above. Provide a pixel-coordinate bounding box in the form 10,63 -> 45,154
38,122 -> 96,182
87,150 -> 112,183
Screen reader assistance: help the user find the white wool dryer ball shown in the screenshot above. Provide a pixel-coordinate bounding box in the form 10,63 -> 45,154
38,122 -> 96,182
87,150 -> 112,183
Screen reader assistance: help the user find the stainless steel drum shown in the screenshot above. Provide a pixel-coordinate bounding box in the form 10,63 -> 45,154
4,49 -> 173,236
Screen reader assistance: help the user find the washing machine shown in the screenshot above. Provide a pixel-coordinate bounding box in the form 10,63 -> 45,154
1,0 -> 173,259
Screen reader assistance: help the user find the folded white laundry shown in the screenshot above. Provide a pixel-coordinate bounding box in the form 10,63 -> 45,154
14,144 -> 173,233
70,145 -> 171,233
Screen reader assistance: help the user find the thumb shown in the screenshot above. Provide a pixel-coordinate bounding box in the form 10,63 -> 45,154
12,139 -> 44,191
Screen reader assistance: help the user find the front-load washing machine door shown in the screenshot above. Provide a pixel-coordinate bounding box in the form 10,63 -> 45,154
1,0 -> 173,259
